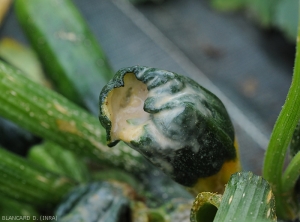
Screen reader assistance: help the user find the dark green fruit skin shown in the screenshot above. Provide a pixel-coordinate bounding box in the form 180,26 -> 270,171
55,182 -> 131,222
15,0 -> 114,115
99,66 -> 236,187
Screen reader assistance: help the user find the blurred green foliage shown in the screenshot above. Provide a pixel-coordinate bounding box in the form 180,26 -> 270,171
209,0 -> 298,42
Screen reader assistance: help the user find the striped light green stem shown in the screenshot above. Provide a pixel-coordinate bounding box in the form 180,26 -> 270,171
190,172 -> 277,222
0,146 -> 76,208
0,60 -> 147,174
213,172 -> 276,222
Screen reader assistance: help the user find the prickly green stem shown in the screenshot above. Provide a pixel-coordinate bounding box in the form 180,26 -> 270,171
262,3 -> 300,219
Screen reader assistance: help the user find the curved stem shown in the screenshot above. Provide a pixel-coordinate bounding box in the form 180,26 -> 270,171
282,151 -> 300,194
263,5 -> 300,219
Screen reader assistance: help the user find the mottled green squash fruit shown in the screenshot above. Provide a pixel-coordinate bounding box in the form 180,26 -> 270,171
99,66 -> 239,190
55,182 -> 133,222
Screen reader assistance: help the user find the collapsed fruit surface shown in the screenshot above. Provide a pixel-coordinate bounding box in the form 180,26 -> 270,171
99,66 -> 238,187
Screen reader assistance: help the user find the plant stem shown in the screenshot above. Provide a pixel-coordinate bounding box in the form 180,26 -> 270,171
0,61 -> 147,174
0,146 -> 76,208
282,151 -> 300,194
263,5 -> 300,219
213,172 -> 276,222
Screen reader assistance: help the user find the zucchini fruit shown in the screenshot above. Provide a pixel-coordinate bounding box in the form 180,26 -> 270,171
0,146 -> 76,208
28,141 -> 90,183
15,0 -> 114,115
99,66 -> 241,193
55,182 -> 134,222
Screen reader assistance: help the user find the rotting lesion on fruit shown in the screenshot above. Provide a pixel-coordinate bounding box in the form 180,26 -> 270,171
120,86 -> 133,108
103,73 -> 150,144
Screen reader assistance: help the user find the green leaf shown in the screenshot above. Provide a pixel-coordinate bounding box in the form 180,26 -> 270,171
274,0 -> 299,42
127,0 -> 165,4
245,0 -> 279,27
210,0 -> 246,11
